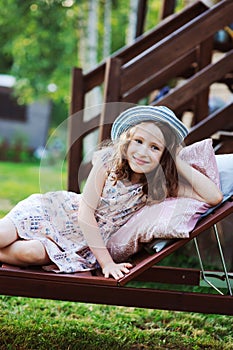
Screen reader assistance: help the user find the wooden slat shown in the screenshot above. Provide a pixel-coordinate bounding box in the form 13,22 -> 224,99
152,49 -> 233,111
83,65 -> 105,93
161,0 -> 176,19
0,269 -> 233,315
0,265 -> 117,286
185,102 -> 233,145
121,0 -> 233,91
133,266 -> 201,286
135,0 -> 147,37
122,49 -> 197,102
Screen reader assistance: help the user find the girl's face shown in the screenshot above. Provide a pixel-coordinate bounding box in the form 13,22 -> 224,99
126,122 -> 165,176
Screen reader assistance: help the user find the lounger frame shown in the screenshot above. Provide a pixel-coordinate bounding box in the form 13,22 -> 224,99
0,197 -> 232,315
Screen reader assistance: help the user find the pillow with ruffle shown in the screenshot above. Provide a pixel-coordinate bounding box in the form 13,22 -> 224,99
107,138 -> 220,262
215,154 -> 233,200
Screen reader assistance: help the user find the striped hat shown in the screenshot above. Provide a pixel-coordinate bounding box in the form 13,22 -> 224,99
111,105 -> 188,143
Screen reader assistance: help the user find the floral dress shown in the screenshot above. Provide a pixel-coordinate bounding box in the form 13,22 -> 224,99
6,151 -> 147,273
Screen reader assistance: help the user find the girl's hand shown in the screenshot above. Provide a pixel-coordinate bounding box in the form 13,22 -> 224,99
175,151 -> 223,206
102,262 -> 133,280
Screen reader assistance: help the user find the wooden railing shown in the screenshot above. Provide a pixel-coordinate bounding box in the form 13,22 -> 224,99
69,1 -> 208,116
68,0 -> 233,193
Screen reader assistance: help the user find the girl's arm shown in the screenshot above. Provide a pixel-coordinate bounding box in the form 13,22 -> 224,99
78,156 -> 132,280
175,155 -> 223,206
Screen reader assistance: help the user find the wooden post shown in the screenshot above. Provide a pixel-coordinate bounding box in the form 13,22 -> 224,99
99,57 -> 122,142
161,0 -> 176,19
67,67 -> 85,193
193,37 -> 213,124
135,0 -> 148,38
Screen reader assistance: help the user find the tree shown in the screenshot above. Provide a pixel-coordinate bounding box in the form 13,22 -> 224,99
103,0 -> 112,58
126,0 -> 139,45
2,1 -> 78,104
0,0 -> 165,125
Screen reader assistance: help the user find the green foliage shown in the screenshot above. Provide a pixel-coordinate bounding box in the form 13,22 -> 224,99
110,0 -> 130,53
145,0 -> 161,31
0,0 -> 77,104
0,0 -> 184,106
0,0 -> 187,128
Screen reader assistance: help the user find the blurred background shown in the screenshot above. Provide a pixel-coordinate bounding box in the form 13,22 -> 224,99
0,0 -> 186,162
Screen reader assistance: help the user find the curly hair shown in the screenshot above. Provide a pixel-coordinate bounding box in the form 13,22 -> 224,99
108,120 -> 180,203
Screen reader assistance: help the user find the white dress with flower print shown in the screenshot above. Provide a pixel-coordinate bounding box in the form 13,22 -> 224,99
6,150 -> 147,273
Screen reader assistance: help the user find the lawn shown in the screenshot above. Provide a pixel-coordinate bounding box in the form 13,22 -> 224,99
0,161 -> 233,350
0,161 -> 67,217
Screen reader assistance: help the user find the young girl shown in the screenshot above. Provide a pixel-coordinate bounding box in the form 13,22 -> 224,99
0,105 -> 223,280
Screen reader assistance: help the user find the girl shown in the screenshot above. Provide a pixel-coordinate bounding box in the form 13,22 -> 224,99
0,106 -> 223,280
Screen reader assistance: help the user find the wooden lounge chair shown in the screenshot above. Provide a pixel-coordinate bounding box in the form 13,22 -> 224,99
0,195 -> 233,315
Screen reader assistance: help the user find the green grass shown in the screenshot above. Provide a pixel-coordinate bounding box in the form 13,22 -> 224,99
0,161 -> 67,217
0,297 -> 233,350
0,161 -> 233,349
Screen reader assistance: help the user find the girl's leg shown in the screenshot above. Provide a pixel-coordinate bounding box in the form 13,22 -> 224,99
0,217 -> 18,247
0,217 -> 51,266
0,239 -> 51,266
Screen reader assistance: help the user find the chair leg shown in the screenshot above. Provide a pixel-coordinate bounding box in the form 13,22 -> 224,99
213,224 -> 232,296
194,237 -> 224,295
194,224 -> 233,296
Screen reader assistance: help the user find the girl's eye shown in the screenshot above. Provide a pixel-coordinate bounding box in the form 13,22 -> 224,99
134,139 -> 142,144
151,145 -> 159,151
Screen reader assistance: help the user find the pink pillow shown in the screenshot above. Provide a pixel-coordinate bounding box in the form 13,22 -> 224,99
107,138 -> 220,262
179,139 -> 220,187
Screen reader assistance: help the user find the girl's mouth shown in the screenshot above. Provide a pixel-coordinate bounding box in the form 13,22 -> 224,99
133,156 -> 149,165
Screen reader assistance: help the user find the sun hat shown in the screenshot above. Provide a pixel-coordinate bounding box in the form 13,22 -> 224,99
111,105 -> 189,143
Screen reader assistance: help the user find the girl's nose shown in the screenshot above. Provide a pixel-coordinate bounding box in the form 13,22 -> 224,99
137,145 -> 148,157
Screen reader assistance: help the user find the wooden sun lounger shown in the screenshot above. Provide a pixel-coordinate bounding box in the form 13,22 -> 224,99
0,197 -> 233,315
